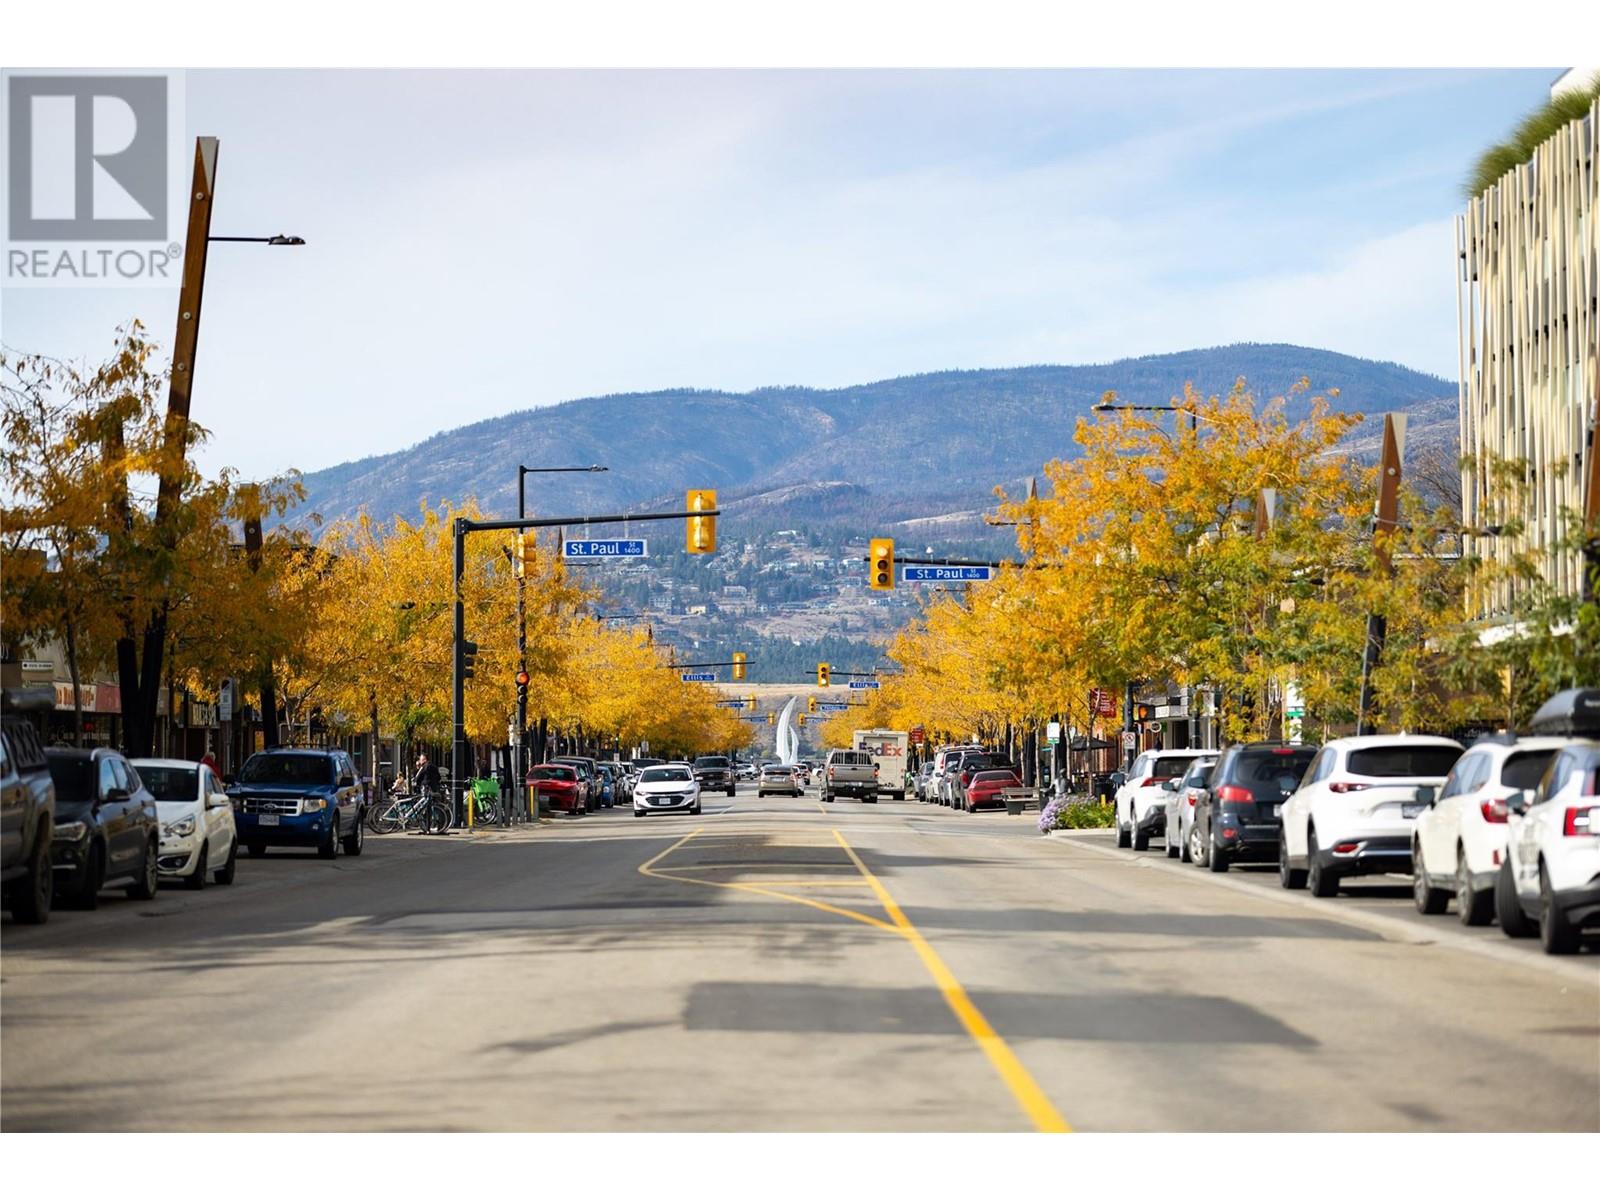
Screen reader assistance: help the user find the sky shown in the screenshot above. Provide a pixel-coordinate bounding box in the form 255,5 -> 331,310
0,67 -> 1558,481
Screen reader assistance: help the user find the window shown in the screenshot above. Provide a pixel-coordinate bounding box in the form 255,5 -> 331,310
0,734 -> 10,777
1347,745 -> 1463,778
98,757 -> 119,797
239,754 -> 336,786
141,765 -> 199,803
1438,753 -> 1480,801
1501,750 -> 1557,793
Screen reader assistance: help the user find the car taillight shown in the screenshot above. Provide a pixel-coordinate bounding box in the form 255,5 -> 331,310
1186,790 -> 1199,806
1216,784 -> 1254,806
1138,777 -> 1154,788
828,768 -> 835,778
1563,806 -> 1599,836
1329,781 -> 1369,793
1479,797 -> 1510,824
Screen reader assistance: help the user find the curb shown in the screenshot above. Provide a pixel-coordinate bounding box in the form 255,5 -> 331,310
1042,830 -> 1600,987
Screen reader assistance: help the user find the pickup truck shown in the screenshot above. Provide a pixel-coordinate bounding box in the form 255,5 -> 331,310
1,687 -> 57,924
693,755 -> 737,797
822,749 -> 878,803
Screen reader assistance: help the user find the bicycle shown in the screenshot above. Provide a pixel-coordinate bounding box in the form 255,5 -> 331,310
369,785 -> 452,835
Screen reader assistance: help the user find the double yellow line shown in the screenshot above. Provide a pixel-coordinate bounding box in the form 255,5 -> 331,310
638,826 -> 1071,1133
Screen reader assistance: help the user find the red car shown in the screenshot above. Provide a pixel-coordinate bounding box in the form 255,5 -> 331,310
527,763 -> 585,815
964,769 -> 1022,812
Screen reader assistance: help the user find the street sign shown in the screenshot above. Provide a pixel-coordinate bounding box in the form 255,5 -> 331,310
819,702 -> 851,712
901,565 -> 993,583
680,671 -> 716,683
1147,721 -> 1163,733
909,726 -> 925,744
1090,687 -> 1118,717
849,679 -> 880,690
1122,731 -> 1137,750
716,698 -> 747,708
562,538 -> 648,560
1046,720 -> 1061,747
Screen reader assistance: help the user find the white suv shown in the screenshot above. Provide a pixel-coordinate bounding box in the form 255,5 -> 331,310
1496,740 -> 1600,954
1115,749 -> 1211,851
1278,735 -> 1463,897
1411,736 -> 1570,924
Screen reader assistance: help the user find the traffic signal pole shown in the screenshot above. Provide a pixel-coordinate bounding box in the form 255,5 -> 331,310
451,503 -> 720,832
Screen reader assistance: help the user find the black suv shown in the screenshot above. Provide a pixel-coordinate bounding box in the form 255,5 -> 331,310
45,747 -> 162,907
2,688 -> 57,924
1191,742 -> 1318,873
693,755 -> 736,797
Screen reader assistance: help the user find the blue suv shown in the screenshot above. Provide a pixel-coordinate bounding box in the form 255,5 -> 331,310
229,748 -> 366,859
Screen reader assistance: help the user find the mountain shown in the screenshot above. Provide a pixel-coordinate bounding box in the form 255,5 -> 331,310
288,343 -> 1455,531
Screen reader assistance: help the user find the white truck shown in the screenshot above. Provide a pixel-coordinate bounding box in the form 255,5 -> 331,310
853,729 -> 909,802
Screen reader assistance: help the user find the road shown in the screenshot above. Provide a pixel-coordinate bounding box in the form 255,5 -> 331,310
3,785 -> 1597,1132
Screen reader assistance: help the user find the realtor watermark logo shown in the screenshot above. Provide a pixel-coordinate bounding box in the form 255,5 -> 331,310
3,69 -> 186,287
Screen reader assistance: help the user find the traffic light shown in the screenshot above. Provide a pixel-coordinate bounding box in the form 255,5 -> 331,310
732,651 -> 747,682
745,695 -> 757,710
515,668 -> 530,706
513,533 -> 529,579
816,662 -> 830,687
797,713 -> 807,726
766,711 -> 776,725
808,696 -> 817,713
460,638 -> 479,680
686,489 -> 717,554
869,537 -> 895,591
1135,704 -> 1153,721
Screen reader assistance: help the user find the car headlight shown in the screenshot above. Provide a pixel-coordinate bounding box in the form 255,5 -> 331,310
163,815 -> 197,838
302,796 -> 328,811
54,820 -> 88,842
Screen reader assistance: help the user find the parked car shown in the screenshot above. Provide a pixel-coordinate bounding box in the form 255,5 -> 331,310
593,762 -> 618,807
1162,756 -> 1216,861
758,762 -> 802,796
633,763 -> 701,817
912,762 -> 934,801
133,758 -> 239,889
964,768 -> 1022,812
1278,735 -> 1463,896
1,688 -> 57,924
527,763 -> 585,815
823,749 -> 878,803
693,755 -> 737,797
1411,735 -> 1569,923
928,745 -> 980,807
1114,749 -> 1212,850
1493,693 -> 1600,953
228,748 -> 367,859
550,756 -> 602,809
1188,743 -> 1318,872
45,747 -> 161,907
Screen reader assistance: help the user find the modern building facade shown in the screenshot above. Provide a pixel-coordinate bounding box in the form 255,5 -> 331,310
1457,92 -> 1599,618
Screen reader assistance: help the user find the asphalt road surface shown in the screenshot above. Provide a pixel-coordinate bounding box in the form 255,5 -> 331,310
4,784 -> 1597,1131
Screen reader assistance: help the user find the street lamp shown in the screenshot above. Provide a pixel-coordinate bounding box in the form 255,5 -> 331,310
515,463 -> 610,820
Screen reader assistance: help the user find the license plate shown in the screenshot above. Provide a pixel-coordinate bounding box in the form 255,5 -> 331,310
1402,802 -> 1424,818
1273,804 -> 1283,816
258,813 -> 280,826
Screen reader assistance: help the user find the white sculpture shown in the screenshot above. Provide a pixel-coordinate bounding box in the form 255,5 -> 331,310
776,696 -> 799,765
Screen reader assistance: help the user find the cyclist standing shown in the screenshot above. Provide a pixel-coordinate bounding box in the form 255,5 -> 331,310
413,753 -> 441,794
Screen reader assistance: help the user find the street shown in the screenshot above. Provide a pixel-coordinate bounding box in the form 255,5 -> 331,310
4,785 -> 1596,1132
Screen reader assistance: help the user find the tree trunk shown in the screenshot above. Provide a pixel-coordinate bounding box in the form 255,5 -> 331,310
65,620 -> 84,748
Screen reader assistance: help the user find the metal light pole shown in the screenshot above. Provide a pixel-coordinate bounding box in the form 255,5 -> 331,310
516,465 -> 606,822
1356,414 -> 1407,735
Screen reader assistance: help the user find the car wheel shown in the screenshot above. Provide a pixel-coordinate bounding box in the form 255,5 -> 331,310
1412,848 -> 1448,914
1131,811 -> 1150,852
1188,823 -> 1207,868
1495,858 -> 1535,937
1115,808 -> 1131,849
1455,848 -> 1492,926
215,839 -> 237,885
8,824 -> 53,925
63,842 -> 105,910
692,804 -> 702,815
1165,825 -> 1181,859
1179,824 -> 1193,863
247,843 -> 267,858
318,817 -> 340,860
1307,829 -> 1338,897
185,842 -> 209,891
1538,862 -> 1580,954
343,816 -> 365,857
1206,833 -> 1230,872
126,838 -> 160,900
1278,833 -> 1307,889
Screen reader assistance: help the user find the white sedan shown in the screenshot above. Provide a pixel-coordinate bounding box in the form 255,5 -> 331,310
131,758 -> 238,889
632,763 -> 702,817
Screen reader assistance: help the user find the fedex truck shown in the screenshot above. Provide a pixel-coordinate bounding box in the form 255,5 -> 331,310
853,729 -> 909,801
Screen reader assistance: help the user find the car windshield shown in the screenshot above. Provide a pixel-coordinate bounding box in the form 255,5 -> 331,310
528,766 -> 574,782
1183,762 -> 1216,786
1151,756 -> 1200,779
761,766 -> 786,774
694,756 -> 729,768
238,754 -> 333,786
1347,745 -> 1462,778
46,755 -> 96,804
139,765 -> 198,803
1502,749 -> 1558,791
973,770 -> 1019,784
1230,749 -> 1317,797
641,767 -> 692,783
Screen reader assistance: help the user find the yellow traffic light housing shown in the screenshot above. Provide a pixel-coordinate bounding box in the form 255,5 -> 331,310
869,537 -> 895,590
513,532 -> 528,579
807,696 -> 817,713
686,489 -> 717,554
745,695 -> 757,710
732,651 -> 747,682
797,713 -> 806,726
766,711 -> 776,725
816,662 -> 830,687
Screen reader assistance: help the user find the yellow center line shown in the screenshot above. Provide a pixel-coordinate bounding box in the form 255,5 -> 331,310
832,828 -> 1072,1134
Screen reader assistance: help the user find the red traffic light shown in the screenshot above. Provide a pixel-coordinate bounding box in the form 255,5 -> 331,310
515,670 -> 531,687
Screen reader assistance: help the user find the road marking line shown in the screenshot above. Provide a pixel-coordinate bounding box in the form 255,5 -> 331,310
832,828 -> 1072,1134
